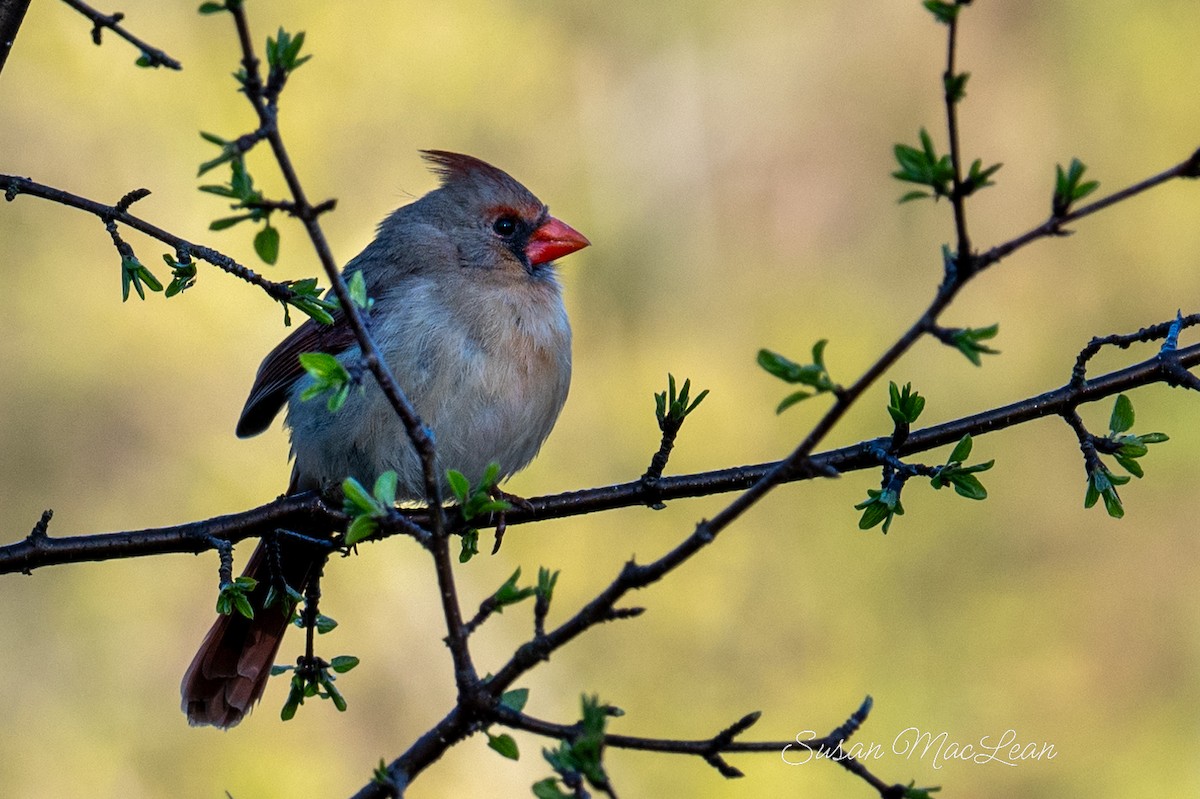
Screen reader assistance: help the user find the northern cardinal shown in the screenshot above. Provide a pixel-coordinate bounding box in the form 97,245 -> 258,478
181,151 -> 589,727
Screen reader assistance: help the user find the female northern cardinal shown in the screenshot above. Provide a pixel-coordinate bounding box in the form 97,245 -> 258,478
181,151 -> 589,727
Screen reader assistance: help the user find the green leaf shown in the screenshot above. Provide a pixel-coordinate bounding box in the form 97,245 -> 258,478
1101,487 -> 1124,518
488,733 -> 520,761
858,500 -> 891,530
344,514 -> 378,546
459,529 -> 479,563
330,655 -> 360,673
775,390 -> 812,414
887,381 -> 925,424
341,475 -> 381,515
1053,158 -> 1100,216
902,783 -> 943,799
532,779 -> 573,799
944,71 -> 969,103
197,1 -> 225,13
269,664 -> 293,676
280,696 -> 300,721
949,323 -> 1001,366
759,344 -> 837,411
348,270 -> 369,308
1113,453 -> 1144,478
323,677 -> 348,712
949,473 -> 987,500
963,158 -> 1002,196
313,614 -> 338,634
922,0 -> 960,24
120,257 -> 162,302
254,224 -> 280,265
501,688 -> 530,713
209,214 -> 252,231
446,470 -> 470,503
494,568 -> 537,610
948,434 -> 973,464
233,593 -> 254,619
299,352 -> 352,411
1115,437 -> 1148,458
757,349 -> 801,381
198,184 -> 238,197
1085,467 -> 1125,518
537,567 -> 559,601
1109,394 -> 1135,435
373,470 -> 398,508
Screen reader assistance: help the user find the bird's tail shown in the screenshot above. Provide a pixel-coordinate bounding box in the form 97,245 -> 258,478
180,540 -> 318,728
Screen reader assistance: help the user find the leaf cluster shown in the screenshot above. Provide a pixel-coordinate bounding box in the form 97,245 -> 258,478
198,138 -> 283,267
273,654 -> 359,720
341,470 -> 399,546
938,323 -> 1000,366
929,435 -> 994,500
534,695 -> 619,798
214,575 -> 258,619
448,464 -> 513,562
1085,395 -> 1168,518
1052,158 -> 1100,217
654,373 -> 709,427
893,129 -> 1000,203
485,688 -> 531,761
758,340 -> 839,413
298,351 -> 355,413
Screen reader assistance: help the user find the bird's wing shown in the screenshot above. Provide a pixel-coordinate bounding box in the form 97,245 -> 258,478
236,315 -> 358,438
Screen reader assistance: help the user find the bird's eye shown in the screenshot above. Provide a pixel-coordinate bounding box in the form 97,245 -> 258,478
492,216 -> 519,237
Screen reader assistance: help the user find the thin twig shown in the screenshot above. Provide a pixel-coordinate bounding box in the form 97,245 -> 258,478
942,12 -> 972,267
0,174 -> 300,303
976,149 -> 1200,275
60,0 -> 182,70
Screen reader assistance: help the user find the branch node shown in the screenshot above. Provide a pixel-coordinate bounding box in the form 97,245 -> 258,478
28,509 -> 53,541
604,606 -> 645,623
703,752 -> 744,779
208,537 -> 234,586
827,695 -> 874,743
115,187 -> 151,213
90,11 -> 124,45
1182,146 -> 1200,179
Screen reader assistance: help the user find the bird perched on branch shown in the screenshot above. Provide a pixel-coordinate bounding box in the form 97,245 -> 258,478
182,150 -> 589,728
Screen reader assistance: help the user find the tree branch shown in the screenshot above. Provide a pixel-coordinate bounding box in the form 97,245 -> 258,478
0,0 -> 31,76
60,0 -> 182,69
0,174 -> 308,306
5,334 -> 1198,576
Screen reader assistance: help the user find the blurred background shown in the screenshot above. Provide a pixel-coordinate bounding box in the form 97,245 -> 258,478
1,1 -> 1198,797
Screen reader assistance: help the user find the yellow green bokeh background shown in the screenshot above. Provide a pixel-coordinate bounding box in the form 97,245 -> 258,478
2,2 -> 1198,797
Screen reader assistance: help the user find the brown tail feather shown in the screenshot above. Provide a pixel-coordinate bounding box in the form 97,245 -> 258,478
181,540 -> 320,728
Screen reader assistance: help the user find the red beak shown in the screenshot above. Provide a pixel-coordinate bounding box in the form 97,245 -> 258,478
525,216 -> 590,266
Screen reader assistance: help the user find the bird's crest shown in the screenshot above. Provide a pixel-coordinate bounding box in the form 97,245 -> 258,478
422,150 -> 518,189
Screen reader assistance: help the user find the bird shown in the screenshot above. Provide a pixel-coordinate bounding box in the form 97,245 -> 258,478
181,150 -> 589,728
